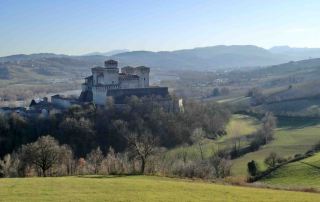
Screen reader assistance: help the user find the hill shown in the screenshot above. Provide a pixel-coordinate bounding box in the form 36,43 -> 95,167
270,46 -> 320,60
227,58 -> 320,117
83,49 -> 129,56
163,114 -> 260,161
1,46 -> 320,105
2,45 -> 320,86
111,45 -> 288,69
2,45 -> 320,87
0,175 -> 319,202
0,55 -> 107,83
261,152 -> 320,189
0,45 -> 290,82
231,118 -> 320,176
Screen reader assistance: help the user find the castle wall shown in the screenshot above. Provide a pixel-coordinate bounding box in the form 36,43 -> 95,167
108,87 -> 169,104
103,68 -> 119,85
119,79 -> 139,89
121,66 -> 135,74
92,68 -> 104,85
92,86 -> 107,105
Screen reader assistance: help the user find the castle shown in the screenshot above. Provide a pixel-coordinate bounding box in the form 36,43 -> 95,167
1,60 -> 181,117
79,60 -> 169,105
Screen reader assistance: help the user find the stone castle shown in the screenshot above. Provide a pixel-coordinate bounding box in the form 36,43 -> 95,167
1,60 -> 181,117
80,60 -> 169,105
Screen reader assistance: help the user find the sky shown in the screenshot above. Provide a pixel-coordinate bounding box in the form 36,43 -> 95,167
1,0 -> 320,56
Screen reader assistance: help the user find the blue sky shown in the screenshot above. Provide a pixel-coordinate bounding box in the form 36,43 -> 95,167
1,0 -> 320,56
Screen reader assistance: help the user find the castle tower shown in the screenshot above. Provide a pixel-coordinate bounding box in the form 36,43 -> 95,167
91,60 -> 120,105
105,59 -> 118,69
103,60 -> 119,85
92,66 -> 104,85
135,66 -> 150,88
121,66 -> 135,74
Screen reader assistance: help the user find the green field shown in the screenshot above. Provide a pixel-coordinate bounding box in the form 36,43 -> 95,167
164,114 -> 259,160
222,114 -> 259,141
0,176 -> 319,202
261,153 -> 320,189
231,122 -> 320,176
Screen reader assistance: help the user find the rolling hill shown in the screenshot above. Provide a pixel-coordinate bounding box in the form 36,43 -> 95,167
261,152 -> 320,189
3,45 -> 320,84
231,118 -> 320,176
110,45 -> 289,69
0,45 -> 291,84
270,46 -> 320,60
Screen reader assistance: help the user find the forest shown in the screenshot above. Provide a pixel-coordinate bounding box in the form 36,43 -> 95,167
0,96 -> 235,177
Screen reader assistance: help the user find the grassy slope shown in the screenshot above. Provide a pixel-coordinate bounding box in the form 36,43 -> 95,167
261,153 -> 320,189
231,123 -> 320,176
221,114 -> 259,141
164,114 -> 259,160
0,176 -> 319,202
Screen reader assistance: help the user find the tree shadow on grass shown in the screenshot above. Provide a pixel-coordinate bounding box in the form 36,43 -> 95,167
277,116 -> 320,130
300,161 -> 320,170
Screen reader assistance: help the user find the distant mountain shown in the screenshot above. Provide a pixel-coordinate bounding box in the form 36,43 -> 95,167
2,45 -> 320,85
83,49 -> 130,56
0,53 -> 67,63
269,46 -> 320,60
110,45 -> 289,70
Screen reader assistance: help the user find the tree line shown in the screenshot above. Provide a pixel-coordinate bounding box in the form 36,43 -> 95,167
0,96 -> 232,178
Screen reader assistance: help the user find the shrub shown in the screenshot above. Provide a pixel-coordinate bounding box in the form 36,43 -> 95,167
264,152 -> 278,168
249,135 -> 264,151
209,150 -> 232,178
247,160 -> 259,177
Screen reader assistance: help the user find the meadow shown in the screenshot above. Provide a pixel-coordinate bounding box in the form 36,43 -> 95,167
0,175 -> 319,202
140,114 -> 320,180
261,152 -> 320,189
163,114 -> 259,160
231,119 -> 320,176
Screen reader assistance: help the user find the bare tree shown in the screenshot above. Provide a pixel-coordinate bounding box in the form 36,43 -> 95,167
264,152 -> 278,168
261,112 -> 277,144
0,154 -> 19,177
191,128 -> 206,160
86,147 -> 104,174
20,135 -> 63,177
126,132 -> 158,174
59,145 -> 75,176
209,149 -> 232,178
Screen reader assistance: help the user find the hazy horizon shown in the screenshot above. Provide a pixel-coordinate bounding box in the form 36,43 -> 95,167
1,44 -> 320,58
1,0 -> 320,56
